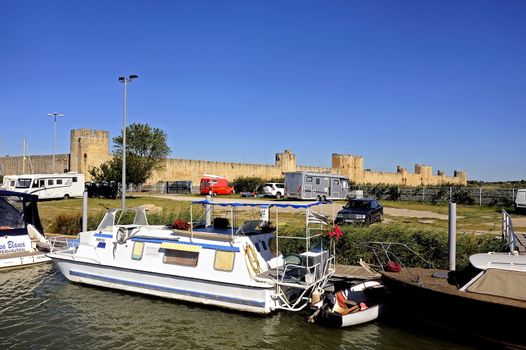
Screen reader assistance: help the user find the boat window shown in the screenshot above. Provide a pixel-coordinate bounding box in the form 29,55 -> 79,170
72,177 -> 78,182
131,242 -> 144,261
261,241 -> 268,251
15,178 -> 32,188
57,179 -> 63,185
0,196 -> 25,229
163,250 -> 199,267
254,242 -> 261,252
214,250 -> 235,272
48,179 -> 54,186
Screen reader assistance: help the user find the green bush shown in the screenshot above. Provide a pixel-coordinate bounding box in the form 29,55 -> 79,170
276,223 -> 506,270
50,213 -> 82,235
232,177 -> 266,193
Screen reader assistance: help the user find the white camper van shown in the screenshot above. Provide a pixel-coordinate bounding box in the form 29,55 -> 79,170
516,189 -> 526,212
12,173 -> 85,200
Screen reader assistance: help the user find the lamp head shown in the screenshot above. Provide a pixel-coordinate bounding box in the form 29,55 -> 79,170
129,74 -> 139,81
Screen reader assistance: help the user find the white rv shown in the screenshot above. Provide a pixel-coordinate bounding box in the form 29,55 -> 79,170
11,173 -> 85,200
516,189 -> 526,212
1,175 -> 18,191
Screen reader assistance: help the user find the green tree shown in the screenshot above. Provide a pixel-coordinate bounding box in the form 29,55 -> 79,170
89,123 -> 170,186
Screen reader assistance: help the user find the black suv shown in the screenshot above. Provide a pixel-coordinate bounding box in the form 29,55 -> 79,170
335,198 -> 383,226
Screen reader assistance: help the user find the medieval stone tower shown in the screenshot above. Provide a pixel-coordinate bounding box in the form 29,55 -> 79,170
275,150 -> 297,173
69,129 -> 111,176
331,154 -> 364,183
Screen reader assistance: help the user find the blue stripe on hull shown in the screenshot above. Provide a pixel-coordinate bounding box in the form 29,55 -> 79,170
69,270 -> 266,308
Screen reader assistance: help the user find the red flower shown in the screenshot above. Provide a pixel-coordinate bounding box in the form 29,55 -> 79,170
327,225 -> 344,241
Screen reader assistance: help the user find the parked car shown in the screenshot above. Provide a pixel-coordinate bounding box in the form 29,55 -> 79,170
262,183 -> 285,198
199,177 -> 234,196
335,198 -> 383,226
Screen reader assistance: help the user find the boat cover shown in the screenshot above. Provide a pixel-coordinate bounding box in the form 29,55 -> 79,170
466,268 -> 526,301
0,190 -> 43,236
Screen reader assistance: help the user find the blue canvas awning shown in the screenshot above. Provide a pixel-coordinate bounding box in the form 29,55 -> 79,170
192,199 -> 330,209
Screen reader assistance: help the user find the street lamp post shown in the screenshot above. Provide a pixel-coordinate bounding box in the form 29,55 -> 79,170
118,74 -> 138,209
47,112 -> 64,173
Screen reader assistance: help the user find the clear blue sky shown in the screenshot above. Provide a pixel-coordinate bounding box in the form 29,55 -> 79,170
1,0 -> 525,181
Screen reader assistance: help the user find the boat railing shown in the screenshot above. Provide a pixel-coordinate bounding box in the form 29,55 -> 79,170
48,235 -> 80,253
502,209 -> 524,253
365,241 -> 433,284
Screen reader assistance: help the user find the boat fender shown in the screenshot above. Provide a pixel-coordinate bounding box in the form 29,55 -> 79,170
116,227 -> 129,244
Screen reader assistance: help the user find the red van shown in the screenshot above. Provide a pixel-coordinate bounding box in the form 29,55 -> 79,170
199,177 -> 234,195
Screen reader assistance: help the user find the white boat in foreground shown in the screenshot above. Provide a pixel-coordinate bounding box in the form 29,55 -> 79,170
48,199 -> 336,314
0,190 -> 51,269
308,280 -> 387,327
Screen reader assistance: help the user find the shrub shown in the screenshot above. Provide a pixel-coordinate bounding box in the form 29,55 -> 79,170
275,223 -> 506,270
452,187 -> 475,205
50,213 -> 82,235
232,177 -> 266,193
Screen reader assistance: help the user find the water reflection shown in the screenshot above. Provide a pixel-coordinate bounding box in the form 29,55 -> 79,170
0,264 -> 476,350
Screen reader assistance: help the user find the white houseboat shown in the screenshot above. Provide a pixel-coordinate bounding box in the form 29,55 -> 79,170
48,199 -> 336,314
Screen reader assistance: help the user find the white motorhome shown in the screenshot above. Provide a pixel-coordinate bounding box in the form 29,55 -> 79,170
1,175 -> 18,191
11,173 -> 85,200
516,189 -> 526,212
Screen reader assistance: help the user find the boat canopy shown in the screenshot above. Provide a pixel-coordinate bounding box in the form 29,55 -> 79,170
0,190 -> 43,236
192,199 -> 329,209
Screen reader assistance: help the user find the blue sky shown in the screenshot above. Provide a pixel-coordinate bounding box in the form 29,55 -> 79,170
1,0 -> 525,181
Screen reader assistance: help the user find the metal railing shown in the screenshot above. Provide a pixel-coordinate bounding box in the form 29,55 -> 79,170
502,209 -> 524,253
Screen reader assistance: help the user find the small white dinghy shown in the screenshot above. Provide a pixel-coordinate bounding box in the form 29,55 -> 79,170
309,280 -> 387,327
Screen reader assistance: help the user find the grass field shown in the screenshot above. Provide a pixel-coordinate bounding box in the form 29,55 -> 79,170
38,195 -> 524,233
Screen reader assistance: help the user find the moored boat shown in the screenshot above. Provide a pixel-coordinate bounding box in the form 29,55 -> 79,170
382,252 -> 526,349
48,199 -> 336,314
308,280 -> 387,327
0,190 -> 51,269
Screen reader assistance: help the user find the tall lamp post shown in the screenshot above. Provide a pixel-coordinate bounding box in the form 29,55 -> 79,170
118,74 -> 138,209
47,112 -> 64,173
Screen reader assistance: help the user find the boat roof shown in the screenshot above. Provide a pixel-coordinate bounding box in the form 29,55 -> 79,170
192,199 -> 329,209
0,190 -> 39,202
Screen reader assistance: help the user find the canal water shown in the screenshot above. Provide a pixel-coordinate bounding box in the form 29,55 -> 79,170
0,264 -> 478,350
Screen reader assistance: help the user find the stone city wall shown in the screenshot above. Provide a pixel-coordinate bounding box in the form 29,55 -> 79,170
0,129 -> 468,187
0,154 -> 69,176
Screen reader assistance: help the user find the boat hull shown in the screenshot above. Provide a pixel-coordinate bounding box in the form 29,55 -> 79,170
383,271 -> 526,349
320,304 -> 383,327
0,252 -> 50,270
51,256 -> 274,314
